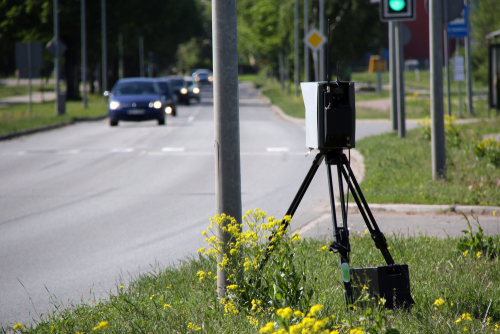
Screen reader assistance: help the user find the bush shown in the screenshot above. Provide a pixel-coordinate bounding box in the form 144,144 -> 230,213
473,137 -> 500,168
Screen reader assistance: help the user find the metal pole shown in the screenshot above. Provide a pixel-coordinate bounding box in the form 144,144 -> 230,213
389,21 -> 397,132
139,36 -> 145,77
430,0 -> 446,180
294,0 -> 299,96
319,0 -> 324,81
443,0 -> 451,116
212,0 -> 242,298
118,34 -> 124,79
395,22 -> 405,138
101,0 -> 107,94
28,41 -> 32,115
465,0 -> 473,116
279,51 -> 284,91
81,0 -> 87,108
304,0 -> 309,82
54,0 -> 62,115
457,38 -> 462,118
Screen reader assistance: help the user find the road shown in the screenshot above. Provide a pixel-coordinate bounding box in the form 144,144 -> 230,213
0,83 -> 418,327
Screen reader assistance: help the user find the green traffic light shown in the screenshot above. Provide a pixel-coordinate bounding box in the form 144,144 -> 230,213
389,0 -> 406,11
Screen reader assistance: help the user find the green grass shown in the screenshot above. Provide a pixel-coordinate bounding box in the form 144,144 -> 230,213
0,94 -> 107,136
0,84 -> 55,99
7,229 -> 500,333
357,118 -> 500,206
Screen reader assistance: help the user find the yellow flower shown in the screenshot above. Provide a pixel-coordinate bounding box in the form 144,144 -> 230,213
187,322 -> 201,331
462,313 -> 472,321
317,246 -> 328,252
289,324 -> 304,334
277,307 -> 293,319
247,316 -> 259,327
119,285 -> 124,289
455,318 -> 462,323
463,327 -> 468,331
294,310 -> 305,318
463,250 -> 469,257
378,297 -> 386,305
364,229 -> 368,235
259,322 -> 275,334
301,317 -> 315,328
308,304 -> 323,317
476,251 -> 482,259
227,284 -> 238,290
164,303 -> 172,309
13,323 -> 23,330
493,210 -> 497,216
93,321 -> 109,330
150,294 -> 155,300
312,320 -> 325,332
433,298 -> 445,307
350,329 -> 364,334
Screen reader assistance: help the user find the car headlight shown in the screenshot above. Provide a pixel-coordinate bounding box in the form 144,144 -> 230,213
193,87 -> 200,94
195,77 -> 200,82
208,76 -> 213,82
149,101 -> 162,109
109,101 -> 120,110
165,107 -> 172,114
180,88 -> 188,95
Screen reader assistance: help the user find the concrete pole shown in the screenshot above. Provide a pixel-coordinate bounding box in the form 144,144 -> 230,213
465,0 -> 473,116
389,21 -> 397,132
395,22 -> 406,138
81,0 -> 87,108
28,41 -> 32,115
430,0 -> 446,180
319,0 -> 324,81
139,36 -> 145,77
101,0 -> 107,94
279,51 -> 285,91
294,0 -> 299,96
54,0 -> 63,115
212,0 -> 242,298
304,0 -> 309,82
443,0 -> 451,116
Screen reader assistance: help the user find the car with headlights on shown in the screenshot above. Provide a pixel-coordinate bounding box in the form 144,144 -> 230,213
167,76 -> 191,105
192,69 -> 213,85
156,78 -> 178,116
105,78 -> 165,126
183,77 -> 201,103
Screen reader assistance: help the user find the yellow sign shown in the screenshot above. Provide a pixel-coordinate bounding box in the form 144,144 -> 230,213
305,29 -> 326,51
368,55 -> 386,73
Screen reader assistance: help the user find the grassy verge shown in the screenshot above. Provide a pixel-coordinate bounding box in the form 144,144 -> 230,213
7,222 -> 500,333
357,117 -> 500,206
0,84 -> 56,99
0,94 -> 107,136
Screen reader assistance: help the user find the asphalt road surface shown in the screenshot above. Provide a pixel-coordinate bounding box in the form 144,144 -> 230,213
0,83 -> 415,327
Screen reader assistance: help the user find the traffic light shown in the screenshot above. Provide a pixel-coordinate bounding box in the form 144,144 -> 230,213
380,0 -> 416,22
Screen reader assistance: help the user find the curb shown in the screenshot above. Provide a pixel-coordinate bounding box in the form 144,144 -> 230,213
339,202 -> 499,215
0,115 -> 107,141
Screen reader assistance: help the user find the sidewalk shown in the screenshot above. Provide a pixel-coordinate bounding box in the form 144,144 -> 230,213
0,92 -> 56,108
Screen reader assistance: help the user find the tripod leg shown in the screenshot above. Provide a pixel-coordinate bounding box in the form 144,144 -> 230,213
257,152 -> 324,271
326,155 -> 353,307
339,158 -> 395,266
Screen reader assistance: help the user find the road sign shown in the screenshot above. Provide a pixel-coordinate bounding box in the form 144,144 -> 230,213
46,37 -> 67,57
15,41 -> 43,78
453,56 -> 464,81
448,6 -> 468,38
380,0 -> 416,22
424,0 -> 463,23
304,28 -> 326,51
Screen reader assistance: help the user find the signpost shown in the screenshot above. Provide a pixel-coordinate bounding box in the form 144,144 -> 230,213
15,41 -> 43,115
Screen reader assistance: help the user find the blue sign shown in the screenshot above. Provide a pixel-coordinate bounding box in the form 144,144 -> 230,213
448,6 -> 468,38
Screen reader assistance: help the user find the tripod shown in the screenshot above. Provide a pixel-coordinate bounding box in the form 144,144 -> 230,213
258,149 -> 408,307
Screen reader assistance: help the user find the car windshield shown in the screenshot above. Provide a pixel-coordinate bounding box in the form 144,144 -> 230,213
114,81 -> 158,95
196,70 -> 210,75
170,79 -> 185,89
157,82 -> 171,94
186,81 -> 196,88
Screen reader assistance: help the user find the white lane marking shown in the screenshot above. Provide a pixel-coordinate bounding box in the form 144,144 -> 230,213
161,147 -> 185,152
187,115 -> 195,122
111,148 -> 134,153
17,151 -> 26,155
266,147 -> 289,152
148,151 -> 212,156
57,149 -> 80,154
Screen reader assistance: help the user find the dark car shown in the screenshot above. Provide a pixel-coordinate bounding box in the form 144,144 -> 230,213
184,77 -> 201,103
105,78 -> 165,126
167,76 -> 191,105
192,69 -> 213,85
156,78 -> 178,116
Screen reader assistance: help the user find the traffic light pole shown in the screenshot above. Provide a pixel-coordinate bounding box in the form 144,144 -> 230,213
395,21 -> 405,138
389,21 -> 398,132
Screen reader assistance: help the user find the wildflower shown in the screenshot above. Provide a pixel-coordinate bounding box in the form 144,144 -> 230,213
289,324 -> 304,334
463,250 -> 469,257
317,246 -> 328,252
187,322 -> 201,331
227,284 -> 238,290
197,247 -> 205,253
350,329 -> 364,334
247,316 -> 259,327
259,322 -> 275,333
277,307 -> 293,319
456,318 -> 462,323
119,285 -> 124,289
364,229 -> 368,235
294,310 -> 305,318
362,285 -> 369,291
493,211 -> 497,216
301,317 -> 316,328
312,320 -> 325,332
433,298 -> 445,307
379,297 -> 386,305
197,270 -> 206,282
308,304 -> 323,317
93,321 -> 109,330
494,323 -> 499,331
463,327 -> 467,331
476,251 -> 482,259
150,294 -> 155,300
462,313 -> 472,321
164,303 -> 172,309
13,323 -> 23,330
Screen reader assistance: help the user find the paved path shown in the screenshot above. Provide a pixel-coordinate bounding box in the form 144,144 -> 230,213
0,92 -> 56,108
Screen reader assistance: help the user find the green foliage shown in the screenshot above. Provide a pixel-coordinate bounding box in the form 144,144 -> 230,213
457,214 -> 500,260
416,115 -> 462,148
473,137 -> 500,168
200,210 -> 313,312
